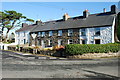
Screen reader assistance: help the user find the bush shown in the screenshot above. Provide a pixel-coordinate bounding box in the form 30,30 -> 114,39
65,44 -> 120,56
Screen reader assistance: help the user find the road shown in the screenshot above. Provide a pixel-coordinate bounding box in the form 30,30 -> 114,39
1,50 -> 120,79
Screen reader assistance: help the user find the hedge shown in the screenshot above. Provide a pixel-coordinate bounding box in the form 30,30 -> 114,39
65,44 -> 120,55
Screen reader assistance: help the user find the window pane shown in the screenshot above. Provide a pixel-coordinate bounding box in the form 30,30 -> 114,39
49,31 -> 53,36
38,32 -> 41,36
58,30 -> 62,36
68,39 -> 73,44
80,28 -> 86,36
42,32 -> 45,37
82,40 -> 86,44
68,29 -> 73,36
95,39 -> 100,44
95,28 -> 100,36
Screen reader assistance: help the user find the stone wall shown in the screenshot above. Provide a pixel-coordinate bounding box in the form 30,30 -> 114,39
68,51 -> 120,59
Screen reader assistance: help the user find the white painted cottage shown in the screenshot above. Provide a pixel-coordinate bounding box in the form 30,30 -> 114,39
15,23 -> 38,45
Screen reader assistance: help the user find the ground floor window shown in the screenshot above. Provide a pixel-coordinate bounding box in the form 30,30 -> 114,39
82,39 -> 86,44
37,39 -> 40,46
58,39 -> 63,46
41,40 -> 45,48
68,39 -> 73,44
80,39 -> 86,44
48,40 -> 52,46
95,39 -> 100,44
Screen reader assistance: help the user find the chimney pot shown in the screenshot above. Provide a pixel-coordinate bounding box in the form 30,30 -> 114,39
63,13 -> 70,21
36,19 -> 42,25
83,9 -> 89,18
103,8 -> 106,13
111,5 -> 116,14
22,23 -> 28,27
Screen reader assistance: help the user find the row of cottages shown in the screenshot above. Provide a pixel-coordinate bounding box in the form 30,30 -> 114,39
16,5 -> 118,48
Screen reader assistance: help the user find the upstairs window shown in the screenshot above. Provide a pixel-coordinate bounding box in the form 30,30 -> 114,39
80,28 -> 86,36
41,32 -> 45,37
38,32 -> 41,37
58,30 -> 62,36
95,28 -> 100,36
68,29 -> 73,36
68,39 -> 73,44
49,31 -> 53,36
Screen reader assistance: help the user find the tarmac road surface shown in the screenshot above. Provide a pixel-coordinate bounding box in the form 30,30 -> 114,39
1,50 -> 120,79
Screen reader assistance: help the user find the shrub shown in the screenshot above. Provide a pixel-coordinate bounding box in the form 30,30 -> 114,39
65,43 -> 120,56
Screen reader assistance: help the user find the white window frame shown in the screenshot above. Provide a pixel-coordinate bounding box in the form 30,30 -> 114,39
23,32 -> 25,37
49,31 -> 53,36
58,39 -> 63,46
95,28 -> 100,36
41,40 -> 45,48
41,32 -> 45,37
48,40 -> 52,46
18,32 -> 20,37
68,29 -> 73,36
38,32 -> 41,37
18,39 -> 20,44
58,30 -> 62,36
68,39 -> 73,44
80,39 -> 86,44
80,28 -> 86,36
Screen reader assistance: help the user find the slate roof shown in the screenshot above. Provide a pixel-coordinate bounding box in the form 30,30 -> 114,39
31,12 -> 116,33
16,24 -> 37,32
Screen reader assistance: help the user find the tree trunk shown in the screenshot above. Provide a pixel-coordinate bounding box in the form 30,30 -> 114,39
115,13 -> 120,42
5,29 -> 10,42
12,20 -> 16,28
1,26 -> 5,42
114,19 -> 119,42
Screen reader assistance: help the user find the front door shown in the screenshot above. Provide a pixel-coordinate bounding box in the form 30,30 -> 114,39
95,39 -> 100,44
24,39 -> 26,44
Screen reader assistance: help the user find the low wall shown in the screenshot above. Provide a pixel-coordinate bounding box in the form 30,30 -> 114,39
0,43 -> 16,50
7,46 -> 64,57
68,51 -> 120,59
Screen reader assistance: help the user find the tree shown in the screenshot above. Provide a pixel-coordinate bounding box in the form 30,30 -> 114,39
117,12 -> 120,41
0,10 -> 34,42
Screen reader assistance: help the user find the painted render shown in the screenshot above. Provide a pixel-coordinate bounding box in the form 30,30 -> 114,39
15,31 -> 30,45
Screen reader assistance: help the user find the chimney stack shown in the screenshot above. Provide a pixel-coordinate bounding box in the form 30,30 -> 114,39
36,19 -> 42,25
103,8 -> 106,13
63,13 -> 70,21
111,5 -> 116,14
83,9 -> 89,18
22,23 -> 28,27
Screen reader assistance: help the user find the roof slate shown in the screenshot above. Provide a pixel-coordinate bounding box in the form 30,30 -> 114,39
31,12 -> 116,32
16,24 -> 37,32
